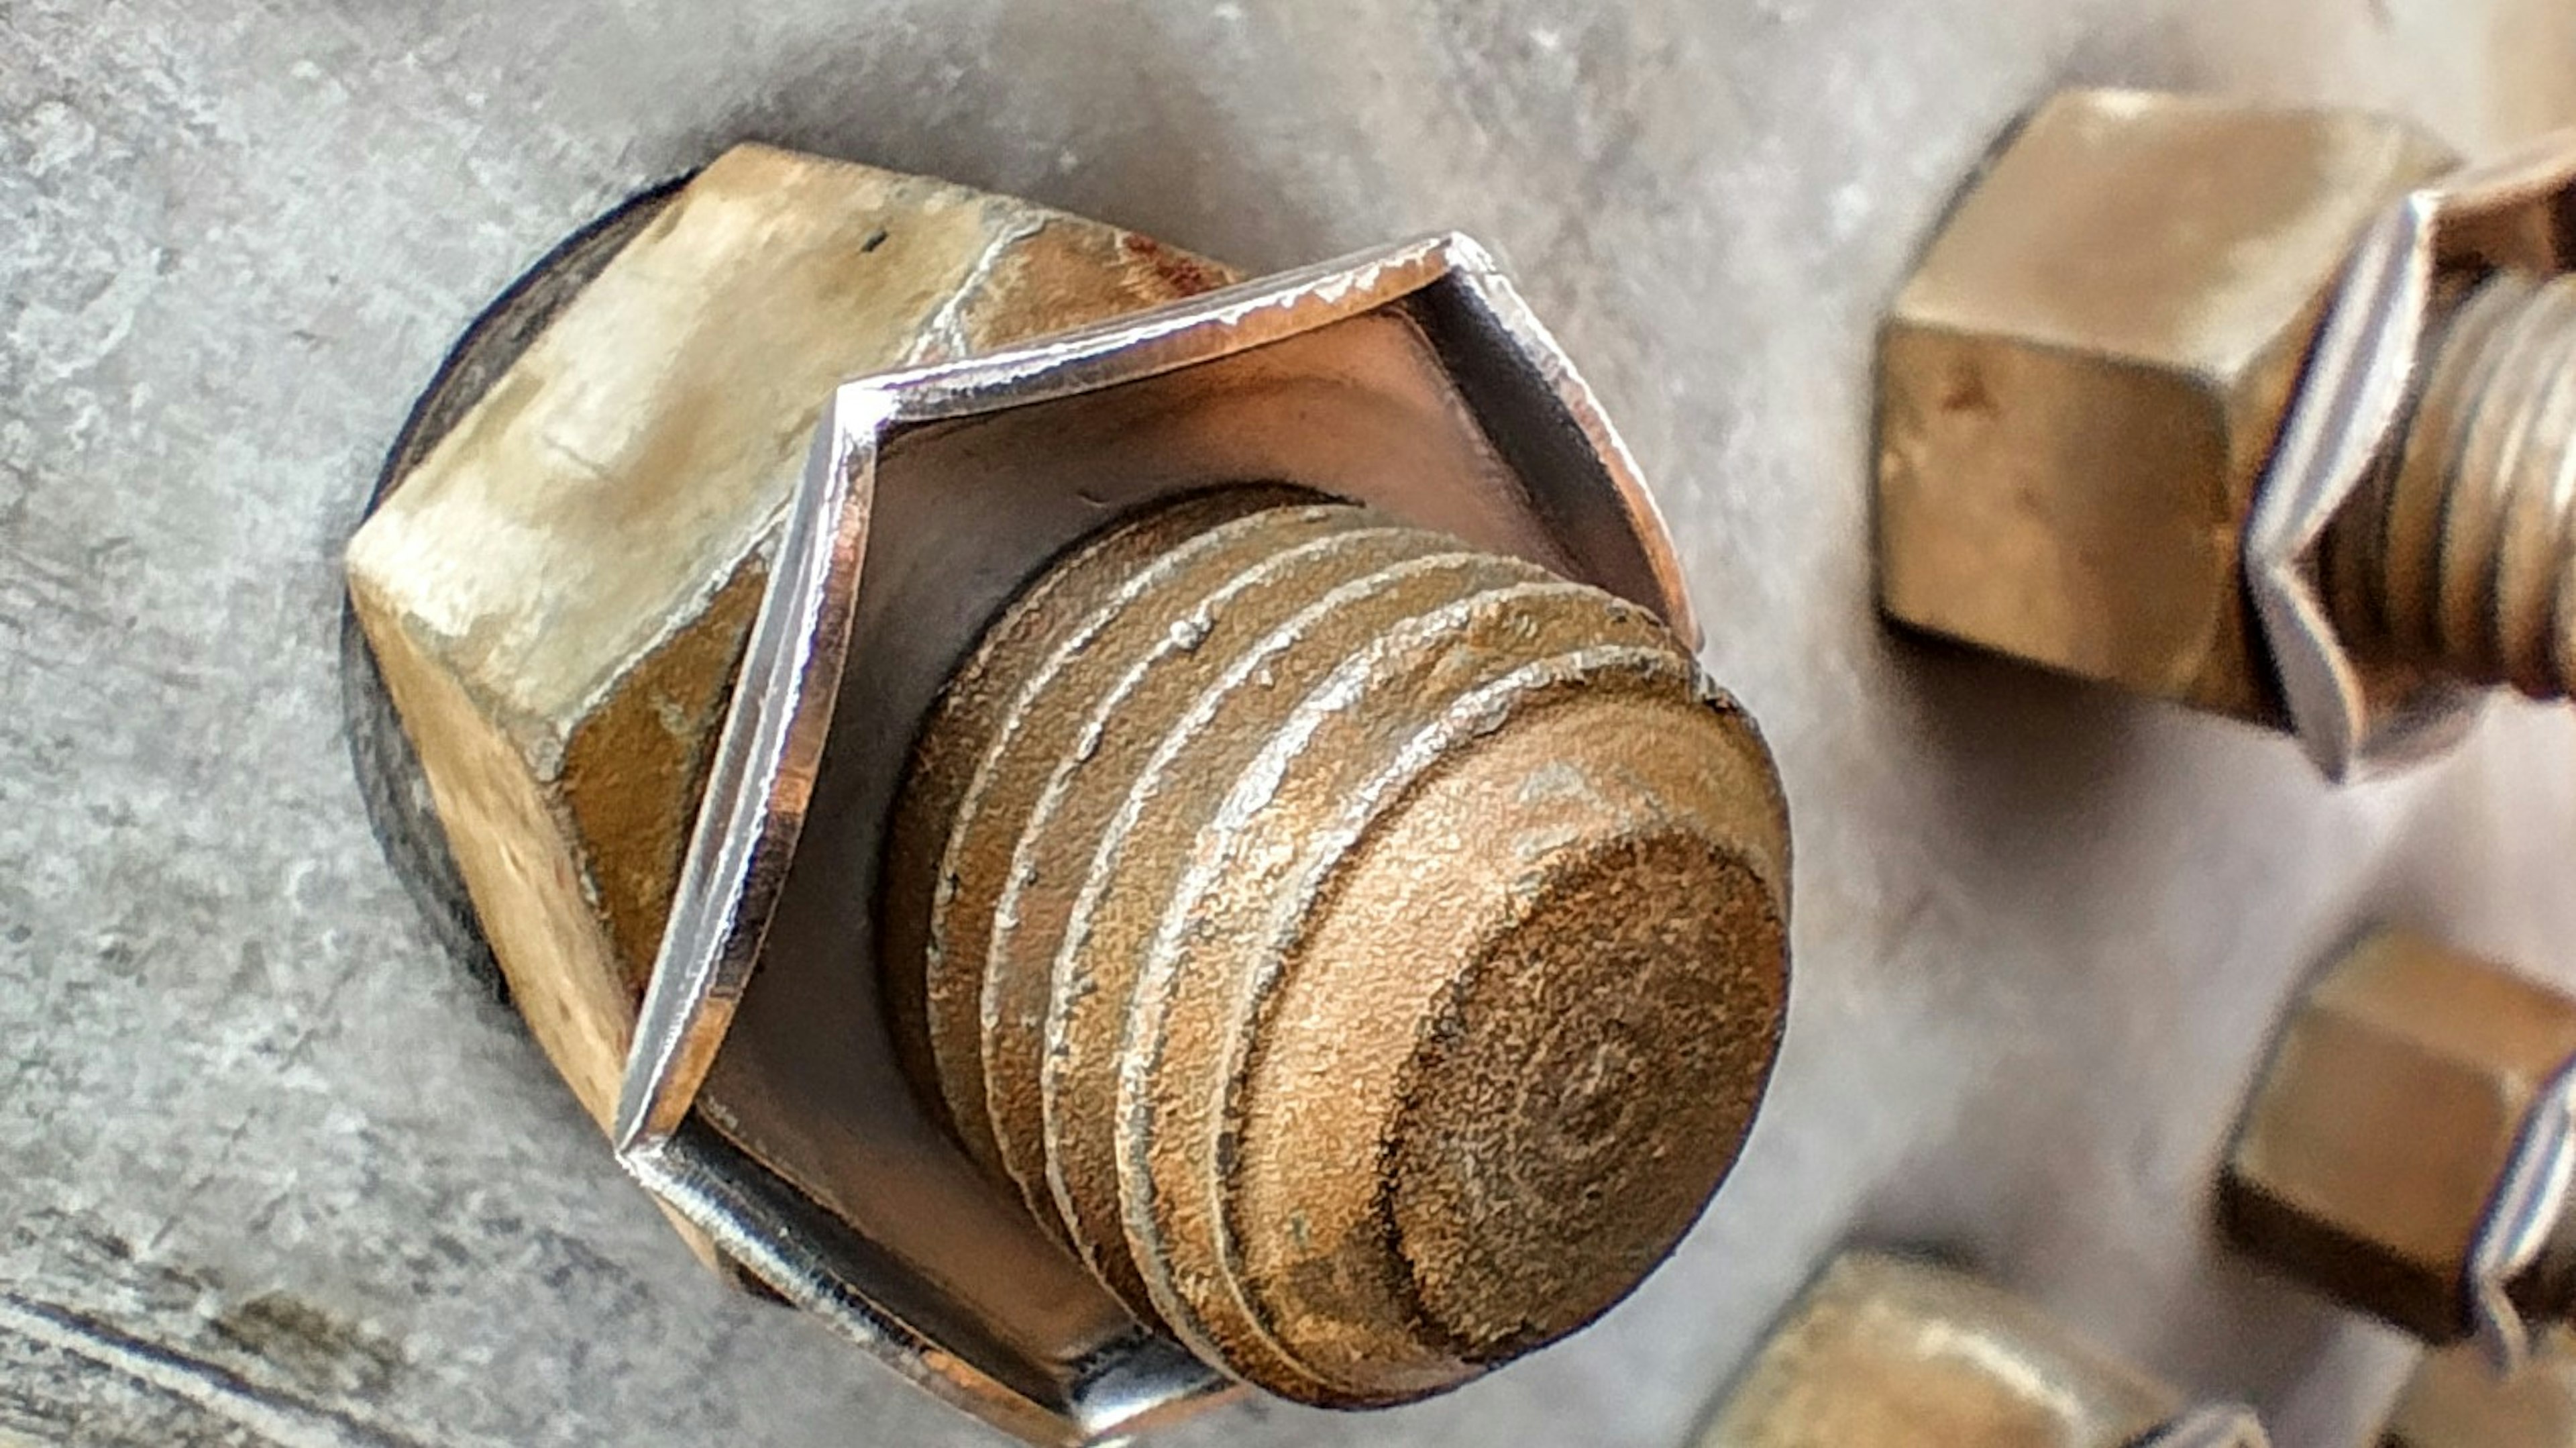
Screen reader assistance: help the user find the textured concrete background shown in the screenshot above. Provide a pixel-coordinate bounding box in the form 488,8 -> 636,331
5,1 -> 2575,1445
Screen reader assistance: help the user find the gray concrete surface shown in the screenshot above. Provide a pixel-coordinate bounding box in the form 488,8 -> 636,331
4,1 -> 2575,1445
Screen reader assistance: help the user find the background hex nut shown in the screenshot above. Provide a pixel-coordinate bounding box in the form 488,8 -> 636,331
1878,89 -> 2455,720
1696,1251 -> 2267,1448
2223,931 -> 2576,1341
2380,1333 -> 2576,1447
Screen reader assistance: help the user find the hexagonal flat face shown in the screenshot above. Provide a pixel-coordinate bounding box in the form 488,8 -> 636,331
2224,933 -> 2576,1338
345,146 -> 1231,1130
1878,90 -> 2454,719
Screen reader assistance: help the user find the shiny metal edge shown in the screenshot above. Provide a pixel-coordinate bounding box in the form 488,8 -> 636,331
2133,1404 -> 2273,1448
616,383 -> 889,1151
816,229 -> 1690,639
626,1127 -> 1226,1446
2245,130 -> 2576,778
2464,1051 -> 2576,1372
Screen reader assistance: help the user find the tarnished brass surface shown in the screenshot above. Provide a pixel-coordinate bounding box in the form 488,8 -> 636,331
880,493 -> 1791,1407
1878,89 -> 2453,721
1696,1251 -> 2264,1448
343,146 -> 1230,1131
2383,1333 -> 2576,1447
1879,89 -> 2576,766
2224,931 -> 2576,1341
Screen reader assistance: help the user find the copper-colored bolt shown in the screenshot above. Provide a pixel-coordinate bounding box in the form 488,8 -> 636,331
879,489 -> 1792,1406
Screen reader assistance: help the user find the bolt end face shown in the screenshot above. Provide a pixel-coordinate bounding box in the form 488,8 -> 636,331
1232,676 -> 1788,1402
1385,819 -> 1786,1360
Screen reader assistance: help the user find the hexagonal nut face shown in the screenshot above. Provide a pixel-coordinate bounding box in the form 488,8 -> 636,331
2224,932 -> 2576,1339
1878,89 -> 2455,720
343,145 -> 1234,1132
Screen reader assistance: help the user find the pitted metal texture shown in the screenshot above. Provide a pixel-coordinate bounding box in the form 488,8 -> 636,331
879,490 -> 1792,1406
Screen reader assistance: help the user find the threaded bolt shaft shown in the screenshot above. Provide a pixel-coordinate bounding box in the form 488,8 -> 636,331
876,489 -> 1790,1407
2326,270 -> 2576,700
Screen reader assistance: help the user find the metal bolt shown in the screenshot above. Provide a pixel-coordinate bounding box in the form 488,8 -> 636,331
2223,931 -> 2576,1359
879,488 -> 1792,1406
1695,1251 -> 2269,1448
1876,89 -> 2576,773
2326,272 -> 2576,702
352,145 -> 1771,1438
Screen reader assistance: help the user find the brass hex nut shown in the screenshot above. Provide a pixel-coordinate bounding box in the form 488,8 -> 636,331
1878,89 -> 2454,720
1697,1251 -> 2265,1448
345,146 -> 1231,1131
2380,1334 -> 2576,1447
2224,931 -> 2576,1341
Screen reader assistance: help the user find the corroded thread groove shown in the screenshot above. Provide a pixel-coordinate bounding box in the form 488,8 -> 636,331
2328,271 -> 2576,700
877,490 -> 1790,1407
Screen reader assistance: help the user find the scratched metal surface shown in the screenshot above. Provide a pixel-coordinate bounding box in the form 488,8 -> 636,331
4,1 -> 2575,1445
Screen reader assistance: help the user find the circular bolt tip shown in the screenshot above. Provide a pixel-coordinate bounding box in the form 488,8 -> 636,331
879,490 -> 1790,1406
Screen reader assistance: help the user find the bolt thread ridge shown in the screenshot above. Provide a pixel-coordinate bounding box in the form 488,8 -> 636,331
876,490 -> 1788,1406
2327,270 -> 2576,701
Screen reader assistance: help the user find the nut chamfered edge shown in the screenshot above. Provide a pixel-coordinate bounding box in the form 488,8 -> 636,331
879,493 -> 1792,1406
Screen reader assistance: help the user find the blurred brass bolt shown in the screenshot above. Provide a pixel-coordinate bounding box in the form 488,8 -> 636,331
879,490 -> 1792,1406
2381,1333 -> 2576,1447
2224,931 -> 2576,1350
1878,88 -> 2576,770
1696,1251 -> 2269,1448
